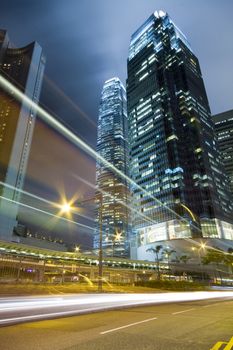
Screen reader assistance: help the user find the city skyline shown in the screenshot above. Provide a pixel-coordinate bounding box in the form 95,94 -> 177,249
0,4 -> 233,349
0,1 -> 232,250
1,3 -> 232,243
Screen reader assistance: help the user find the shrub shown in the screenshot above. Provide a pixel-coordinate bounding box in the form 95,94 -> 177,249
134,280 -> 206,291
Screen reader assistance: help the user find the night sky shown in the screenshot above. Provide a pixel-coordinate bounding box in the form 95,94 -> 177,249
1,0 -> 233,248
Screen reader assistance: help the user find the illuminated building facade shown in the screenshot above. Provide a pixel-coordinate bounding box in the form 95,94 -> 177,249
213,110 -> 233,195
0,29 -> 45,241
95,77 -> 130,257
127,11 -> 233,251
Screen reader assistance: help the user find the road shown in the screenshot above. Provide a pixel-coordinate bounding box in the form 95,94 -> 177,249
0,295 -> 233,350
0,291 -> 233,326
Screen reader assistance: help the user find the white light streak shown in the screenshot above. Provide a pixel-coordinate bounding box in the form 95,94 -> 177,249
0,74 -> 198,232
0,292 -> 232,326
0,181 -> 94,223
0,75 -> 230,254
0,195 -> 94,232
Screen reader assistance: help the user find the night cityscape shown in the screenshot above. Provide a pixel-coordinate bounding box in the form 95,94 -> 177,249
0,1 -> 233,349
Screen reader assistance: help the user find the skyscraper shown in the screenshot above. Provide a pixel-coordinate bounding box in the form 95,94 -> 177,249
213,110 -> 233,194
0,30 -> 45,241
127,10 -> 233,249
95,77 -> 130,257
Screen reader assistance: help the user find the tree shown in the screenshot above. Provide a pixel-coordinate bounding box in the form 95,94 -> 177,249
179,255 -> 191,265
224,249 -> 233,274
162,249 -> 176,279
202,249 -> 224,265
147,245 -> 163,280
178,255 -> 191,280
202,249 -> 225,283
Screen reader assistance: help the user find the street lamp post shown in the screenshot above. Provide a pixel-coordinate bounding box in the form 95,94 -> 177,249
59,193 -> 103,291
98,192 -> 103,292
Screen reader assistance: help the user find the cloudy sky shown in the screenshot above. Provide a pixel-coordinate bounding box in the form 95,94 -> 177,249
2,0 -> 233,246
2,0 -> 233,134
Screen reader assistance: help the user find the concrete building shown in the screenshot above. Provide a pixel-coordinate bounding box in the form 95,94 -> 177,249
0,29 -> 45,241
95,78 -> 130,257
213,110 -> 233,194
126,11 -> 233,258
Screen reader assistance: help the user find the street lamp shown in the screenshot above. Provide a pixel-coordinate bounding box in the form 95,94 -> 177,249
111,229 -> 123,257
114,229 -> 122,242
58,199 -> 74,218
69,191 -> 103,292
75,246 -> 80,253
60,202 -> 71,213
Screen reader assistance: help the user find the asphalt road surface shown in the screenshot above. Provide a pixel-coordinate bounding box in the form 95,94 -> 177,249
0,292 -> 233,349
0,291 -> 233,326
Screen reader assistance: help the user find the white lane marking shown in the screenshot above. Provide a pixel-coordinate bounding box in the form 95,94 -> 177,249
203,303 -> 220,308
203,300 -> 233,308
172,308 -> 195,315
100,317 -> 157,335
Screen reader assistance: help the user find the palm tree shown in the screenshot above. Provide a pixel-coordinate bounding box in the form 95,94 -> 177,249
202,249 -> 224,284
224,248 -> 233,275
147,245 -> 163,280
179,255 -> 191,279
179,255 -> 190,265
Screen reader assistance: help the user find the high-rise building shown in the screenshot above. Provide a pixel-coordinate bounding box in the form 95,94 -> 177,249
95,77 -> 130,257
0,29 -> 45,241
213,110 -> 233,194
127,10 -> 233,251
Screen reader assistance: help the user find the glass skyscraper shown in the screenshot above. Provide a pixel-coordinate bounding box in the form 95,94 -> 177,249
95,77 -> 130,257
127,10 -> 233,247
0,30 -> 45,241
213,110 -> 233,194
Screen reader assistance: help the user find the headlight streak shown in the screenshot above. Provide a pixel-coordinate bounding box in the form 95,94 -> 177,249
0,74 -> 230,255
0,181 -> 129,238
0,181 -> 94,223
43,74 -> 97,128
0,74 -> 201,234
72,173 -> 157,226
0,292 -> 232,325
0,195 -> 94,232
72,176 -> 232,255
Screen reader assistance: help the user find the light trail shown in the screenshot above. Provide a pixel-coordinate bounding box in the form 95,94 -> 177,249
0,195 -> 94,232
73,174 -> 157,226
0,193 -> 119,239
3,180 -> 216,254
0,180 -> 132,238
43,75 -> 96,128
72,176 -> 233,256
0,73 -> 201,234
0,292 -> 232,326
0,181 -> 94,223
0,74 -> 230,255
